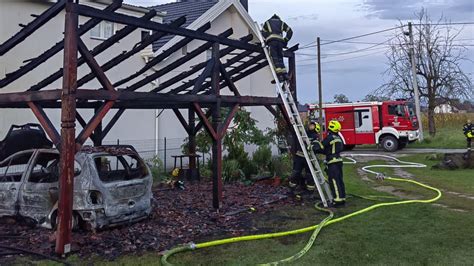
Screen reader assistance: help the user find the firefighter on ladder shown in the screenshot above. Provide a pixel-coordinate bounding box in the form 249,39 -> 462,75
262,14 -> 293,82
289,122 -> 320,192
311,120 -> 346,207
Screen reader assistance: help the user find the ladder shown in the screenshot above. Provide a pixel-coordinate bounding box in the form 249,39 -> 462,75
255,23 -> 334,207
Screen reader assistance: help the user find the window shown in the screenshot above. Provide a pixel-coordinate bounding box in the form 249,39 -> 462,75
0,152 -> 34,182
94,154 -> 148,183
90,21 -> 114,40
388,105 -> 405,117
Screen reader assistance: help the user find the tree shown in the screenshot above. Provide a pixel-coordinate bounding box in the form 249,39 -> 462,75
333,93 -> 350,103
376,9 -> 472,136
362,94 -> 390,102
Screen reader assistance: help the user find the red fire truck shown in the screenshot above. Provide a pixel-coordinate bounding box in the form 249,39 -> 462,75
308,100 -> 420,152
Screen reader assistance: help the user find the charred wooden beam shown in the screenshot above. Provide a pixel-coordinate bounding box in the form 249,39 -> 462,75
77,39 -> 115,92
130,29 -> 234,92
191,59 -> 214,94
193,103 -> 217,140
101,108 -> 125,140
188,106 -> 197,173
0,1 -> 122,89
0,0 -> 66,56
219,64 -> 240,96
114,22 -> 211,88
76,101 -> 115,146
29,9 -> 156,91
210,42 -> 222,209
195,108 -> 212,132
77,4 -> 261,52
77,16 -> 186,88
0,89 -> 62,103
75,111 -> 87,129
56,0 -> 79,255
218,104 -> 239,138
173,108 -> 190,134
27,102 -> 61,146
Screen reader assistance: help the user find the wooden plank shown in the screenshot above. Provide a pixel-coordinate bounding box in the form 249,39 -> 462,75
27,102 -> 60,146
0,89 -> 61,103
29,9 -> 156,91
77,39 -> 115,91
77,16 -> 186,88
172,108 -> 190,134
101,108 -> 125,140
191,59 -> 214,94
0,0 -> 66,56
77,4 -> 261,53
76,100 -> 115,146
0,1 -> 122,89
130,29 -> 233,92
114,22 -> 211,87
75,111 -> 87,129
193,103 -> 217,140
195,108 -> 212,132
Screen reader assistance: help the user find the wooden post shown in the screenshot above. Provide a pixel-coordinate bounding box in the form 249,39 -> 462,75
211,42 -> 222,209
188,106 -> 197,176
56,0 -> 77,256
288,51 -> 297,101
93,105 -> 103,146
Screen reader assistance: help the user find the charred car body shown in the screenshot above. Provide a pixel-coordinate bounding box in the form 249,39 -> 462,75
0,145 -> 153,229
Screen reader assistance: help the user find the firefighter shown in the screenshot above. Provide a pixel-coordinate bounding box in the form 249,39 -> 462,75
261,14 -> 293,82
463,119 -> 473,151
289,122 -> 321,191
311,120 -> 346,207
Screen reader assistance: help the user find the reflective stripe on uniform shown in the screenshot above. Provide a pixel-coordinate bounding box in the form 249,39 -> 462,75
265,21 -> 272,32
296,151 -> 305,157
265,34 -> 285,42
330,138 -> 342,154
327,157 -> 343,164
332,179 -> 341,201
275,67 -> 287,73
289,181 -> 297,188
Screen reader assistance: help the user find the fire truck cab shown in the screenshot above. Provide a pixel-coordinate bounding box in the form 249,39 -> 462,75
308,100 -> 420,152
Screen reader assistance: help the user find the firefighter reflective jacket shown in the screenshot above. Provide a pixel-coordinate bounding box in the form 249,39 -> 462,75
262,15 -> 293,43
311,132 -> 344,164
463,122 -> 474,138
296,129 -> 319,157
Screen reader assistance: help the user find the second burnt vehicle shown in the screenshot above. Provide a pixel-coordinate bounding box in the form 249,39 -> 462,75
0,145 -> 153,230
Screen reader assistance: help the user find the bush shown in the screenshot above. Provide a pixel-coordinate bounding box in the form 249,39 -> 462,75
252,145 -> 272,175
270,153 -> 292,179
223,159 -> 245,182
146,155 -> 166,182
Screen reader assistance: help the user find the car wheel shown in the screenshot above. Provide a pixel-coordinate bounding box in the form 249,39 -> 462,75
381,136 -> 398,152
51,211 -> 80,231
398,141 -> 407,150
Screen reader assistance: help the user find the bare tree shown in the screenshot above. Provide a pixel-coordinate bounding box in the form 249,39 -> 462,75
377,9 -> 472,136
333,93 -> 350,103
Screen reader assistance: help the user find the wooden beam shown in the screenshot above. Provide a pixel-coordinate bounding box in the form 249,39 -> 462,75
29,9 -> 157,91
27,102 -> 60,146
0,0 -> 66,56
101,108 -> 125,140
75,111 -> 87,129
265,105 -> 278,117
172,108 -> 191,134
219,64 -> 240,96
131,29 -> 233,92
218,104 -> 239,138
77,4 -> 261,52
77,16 -> 186,88
114,22 -> 211,87
76,100 -> 115,146
0,89 -> 61,103
0,1 -> 122,89
195,108 -> 212,132
77,39 -> 115,91
191,59 -> 214,94
193,103 -> 217,140
211,42 -> 222,209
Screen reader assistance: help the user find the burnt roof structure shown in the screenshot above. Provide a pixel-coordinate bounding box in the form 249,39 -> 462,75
0,0 -> 298,255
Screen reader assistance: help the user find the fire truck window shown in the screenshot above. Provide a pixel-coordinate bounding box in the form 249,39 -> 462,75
354,112 -> 361,128
388,105 -> 405,117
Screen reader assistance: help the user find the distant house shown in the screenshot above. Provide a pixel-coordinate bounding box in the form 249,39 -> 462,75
434,104 -> 459,114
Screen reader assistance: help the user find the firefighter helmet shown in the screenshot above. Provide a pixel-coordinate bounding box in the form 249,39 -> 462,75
328,120 -> 341,133
314,122 -> 321,133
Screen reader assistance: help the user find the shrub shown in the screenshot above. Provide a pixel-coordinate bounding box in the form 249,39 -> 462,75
146,155 -> 166,183
252,145 -> 272,175
223,159 -> 245,182
270,153 -> 292,179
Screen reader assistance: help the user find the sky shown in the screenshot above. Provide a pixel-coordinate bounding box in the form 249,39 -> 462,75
125,0 -> 474,104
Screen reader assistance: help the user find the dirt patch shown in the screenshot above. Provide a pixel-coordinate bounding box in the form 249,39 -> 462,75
0,181 -> 296,262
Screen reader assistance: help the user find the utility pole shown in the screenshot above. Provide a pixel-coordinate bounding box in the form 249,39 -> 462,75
317,37 -> 323,127
407,22 -> 424,141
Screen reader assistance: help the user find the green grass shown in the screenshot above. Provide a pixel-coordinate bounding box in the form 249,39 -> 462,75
409,127 -> 468,149
19,155 -> 474,265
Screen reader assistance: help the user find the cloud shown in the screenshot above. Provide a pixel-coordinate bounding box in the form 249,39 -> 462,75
287,13 -> 319,22
361,0 -> 474,20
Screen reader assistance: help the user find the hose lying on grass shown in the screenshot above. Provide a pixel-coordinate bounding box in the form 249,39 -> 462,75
161,154 -> 442,265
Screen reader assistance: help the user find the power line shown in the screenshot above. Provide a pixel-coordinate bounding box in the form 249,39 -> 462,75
297,49 -> 386,66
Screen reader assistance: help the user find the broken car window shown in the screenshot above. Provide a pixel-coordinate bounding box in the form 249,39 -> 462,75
29,152 -> 81,183
0,152 -> 34,182
94,154 -> 148,183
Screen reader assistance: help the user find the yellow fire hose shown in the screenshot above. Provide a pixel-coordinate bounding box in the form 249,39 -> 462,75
161,154 -> 442,265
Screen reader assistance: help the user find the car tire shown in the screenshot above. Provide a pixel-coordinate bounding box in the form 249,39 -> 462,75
398,141 -> 407,150
51,211 -> 80,231
381,136 -> 399,152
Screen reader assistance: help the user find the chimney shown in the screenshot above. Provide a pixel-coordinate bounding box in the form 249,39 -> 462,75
240,0 -> 248,11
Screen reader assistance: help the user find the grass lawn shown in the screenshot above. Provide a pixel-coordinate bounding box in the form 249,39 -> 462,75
408,126 -> 469,149
20,155 -> 474,265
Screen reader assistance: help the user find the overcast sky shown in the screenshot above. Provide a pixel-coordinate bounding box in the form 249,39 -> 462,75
125,0 -> 474,104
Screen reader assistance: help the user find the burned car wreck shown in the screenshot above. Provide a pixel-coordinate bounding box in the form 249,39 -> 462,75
0,145 -> 153,230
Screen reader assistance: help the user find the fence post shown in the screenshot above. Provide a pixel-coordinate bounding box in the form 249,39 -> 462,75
164,137 -> 167,173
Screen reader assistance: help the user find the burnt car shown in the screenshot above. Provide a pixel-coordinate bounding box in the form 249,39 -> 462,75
0,146 -> 153,229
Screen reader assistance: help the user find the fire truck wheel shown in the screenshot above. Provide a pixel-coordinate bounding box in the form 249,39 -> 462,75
381,135 -> 399,152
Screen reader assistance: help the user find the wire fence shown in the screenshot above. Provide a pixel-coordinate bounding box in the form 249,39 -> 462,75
101,138 -> 208,171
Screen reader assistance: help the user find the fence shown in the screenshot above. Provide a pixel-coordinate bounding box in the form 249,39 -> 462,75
101,138 -> 208,171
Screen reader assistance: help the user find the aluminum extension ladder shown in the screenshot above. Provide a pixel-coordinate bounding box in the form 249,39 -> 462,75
255,23 -> 334,207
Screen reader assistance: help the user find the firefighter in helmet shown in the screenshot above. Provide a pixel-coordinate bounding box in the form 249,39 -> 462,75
311,120 -> 346,207
261,14 -> 293,82
289,122 -> 321,191
463,119 -> 473,152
